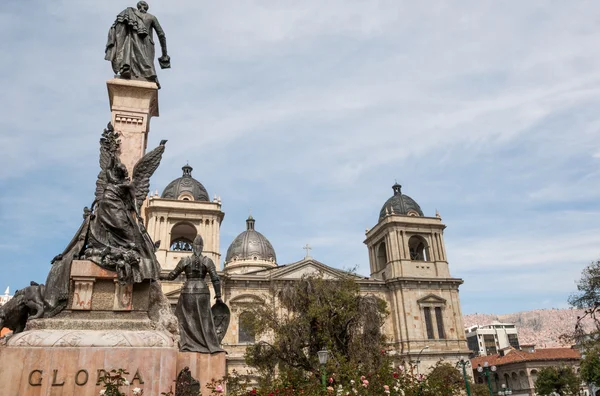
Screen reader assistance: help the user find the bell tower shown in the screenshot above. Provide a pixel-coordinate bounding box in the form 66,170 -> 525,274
142,165 -> 224,296
365,183 -> 449,281
364,183 -> 469,372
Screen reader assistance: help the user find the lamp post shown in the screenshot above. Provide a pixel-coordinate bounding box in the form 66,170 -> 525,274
416,346 -> 430,375
456,358 -> 472,396
477,362 -> 496,396
317,349 -> 329,391
498,384 -> 512,395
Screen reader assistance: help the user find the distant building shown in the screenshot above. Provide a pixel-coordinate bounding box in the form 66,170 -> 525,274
466,321 -> 520,356
0,287 -> 13,337
0,287 -> 11,306
471,347 -> 586,396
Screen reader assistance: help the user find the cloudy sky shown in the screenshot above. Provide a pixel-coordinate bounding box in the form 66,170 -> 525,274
1,0 -> 600,315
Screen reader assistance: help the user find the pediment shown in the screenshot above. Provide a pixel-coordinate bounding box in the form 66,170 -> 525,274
417,294 -> 446,305
269,259 -> 357,280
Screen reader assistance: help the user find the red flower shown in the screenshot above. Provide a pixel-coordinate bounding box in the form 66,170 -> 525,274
393,372 -> 399,378
329,377 -> 334,383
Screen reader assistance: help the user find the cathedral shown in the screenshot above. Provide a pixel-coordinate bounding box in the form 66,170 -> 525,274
142,165 -> 471,374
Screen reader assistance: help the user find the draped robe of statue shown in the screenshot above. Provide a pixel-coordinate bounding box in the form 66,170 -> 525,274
105,7 -> 167,83
163,254 -> 224,354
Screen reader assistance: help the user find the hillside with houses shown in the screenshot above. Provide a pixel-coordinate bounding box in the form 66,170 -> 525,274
464,308 -> 596,348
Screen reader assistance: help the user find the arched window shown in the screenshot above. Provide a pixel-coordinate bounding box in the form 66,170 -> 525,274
408,236 -> 429,261
376,242 -> 388,270
238,311 -> 255,344
170,222 -> 197,251
511,372 -> 518,390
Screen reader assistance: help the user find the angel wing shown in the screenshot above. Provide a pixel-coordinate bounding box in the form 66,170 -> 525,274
131,139 -> 167,213
94,123 -> 121,203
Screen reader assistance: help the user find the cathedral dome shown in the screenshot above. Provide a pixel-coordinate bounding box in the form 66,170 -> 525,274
379,183 -> 424,220
225,216 -> 277,266
161,165 -> 209,201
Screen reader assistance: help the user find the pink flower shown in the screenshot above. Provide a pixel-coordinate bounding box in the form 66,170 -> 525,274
329,377 -> 334,383
362,380 -> 369,388
383,385 -> 389,391
215,385 -> 224,393
360,376 -> 366,381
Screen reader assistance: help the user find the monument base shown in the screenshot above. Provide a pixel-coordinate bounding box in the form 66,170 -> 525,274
177,351 -> 227,394
0,346 -> 177,396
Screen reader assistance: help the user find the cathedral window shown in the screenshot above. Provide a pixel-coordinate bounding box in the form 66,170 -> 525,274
238,311 -> 256,344
408,236 -> 429,261
170,222 -> 197,251
423,307 -> 435,339
376,242 -> 388,270
435,307 -> 445,339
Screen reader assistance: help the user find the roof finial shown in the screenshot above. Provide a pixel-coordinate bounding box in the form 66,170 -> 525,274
303,243 -> 312,259
182,164 -> 193,176
246,215 -> 255,230
435,209 -> 441,218
392,182 -> 402,195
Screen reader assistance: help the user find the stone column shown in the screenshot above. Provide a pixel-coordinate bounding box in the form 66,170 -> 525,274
107,78 -> 159,175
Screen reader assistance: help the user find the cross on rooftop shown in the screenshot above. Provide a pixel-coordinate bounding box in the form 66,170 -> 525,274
303,243 -> 312,259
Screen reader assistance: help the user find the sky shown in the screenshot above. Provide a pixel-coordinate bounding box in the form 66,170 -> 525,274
1,0 -> 600,315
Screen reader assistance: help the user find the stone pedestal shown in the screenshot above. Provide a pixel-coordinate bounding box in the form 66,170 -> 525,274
0,258 -> 228,395
177,351 -> 227,394
0,259 -> 179,395
0,346 -> 177,396
107,78 -> 159,175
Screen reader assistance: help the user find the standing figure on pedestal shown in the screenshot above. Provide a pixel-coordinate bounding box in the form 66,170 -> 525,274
105,1 -> 171,87
161,235 -> 225,354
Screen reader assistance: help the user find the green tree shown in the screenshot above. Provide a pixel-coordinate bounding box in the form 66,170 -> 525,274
534,366 -> 580,396
581,345 -> 600,388
421,363 -> 464,396
568,259 -> 600,310
470,382 -> 491,396
568,260 -> 600,346
243,274 -> 389,386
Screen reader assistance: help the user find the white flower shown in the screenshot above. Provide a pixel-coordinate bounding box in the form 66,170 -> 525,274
99,391 -> 106,395
132,388 -> 142,395
123,379 -> 130,386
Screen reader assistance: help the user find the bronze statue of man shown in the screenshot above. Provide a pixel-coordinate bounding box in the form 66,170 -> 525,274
161,235 -> 225,354
105,1 -> 171,87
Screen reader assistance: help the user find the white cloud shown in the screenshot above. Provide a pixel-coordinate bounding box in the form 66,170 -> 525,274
2,0 -> 600,314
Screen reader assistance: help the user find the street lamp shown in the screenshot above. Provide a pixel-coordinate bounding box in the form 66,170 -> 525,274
416,346 -> 430,375
477,362 -> 497,396
317,349 -> 329,390
498,384 -> 512,395
456,358 -> 472,396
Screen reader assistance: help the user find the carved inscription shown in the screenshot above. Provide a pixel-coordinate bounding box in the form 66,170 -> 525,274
27,368 -> 144,387
28,370 -> 43,386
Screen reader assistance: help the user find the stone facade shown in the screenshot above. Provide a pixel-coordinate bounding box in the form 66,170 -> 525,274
149,176 -> 472,375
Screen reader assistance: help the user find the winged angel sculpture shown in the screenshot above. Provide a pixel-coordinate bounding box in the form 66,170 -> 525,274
44,123 -> 166,317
